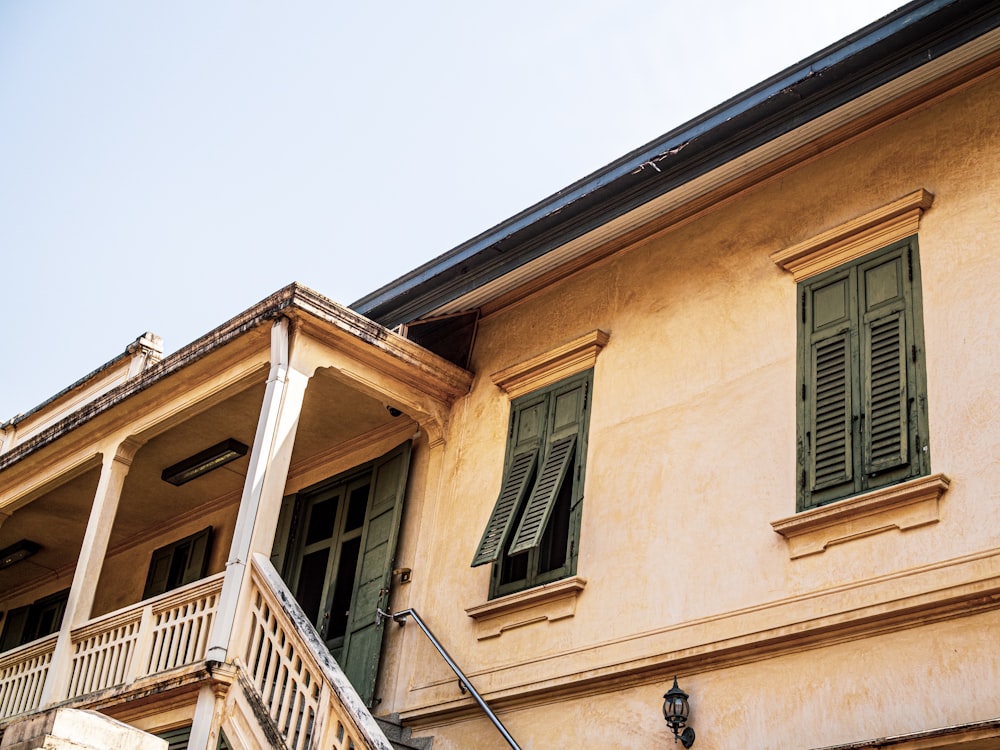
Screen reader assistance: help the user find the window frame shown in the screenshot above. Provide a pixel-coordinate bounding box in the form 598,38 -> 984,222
473,369 -> 593,599
796,237 -> 930,511
142,526 -> 212,600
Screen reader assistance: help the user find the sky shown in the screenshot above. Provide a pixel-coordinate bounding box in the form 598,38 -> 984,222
0,0 -> 906,422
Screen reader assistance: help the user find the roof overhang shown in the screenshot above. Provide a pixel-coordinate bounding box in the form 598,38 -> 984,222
350,0 -> 1000,328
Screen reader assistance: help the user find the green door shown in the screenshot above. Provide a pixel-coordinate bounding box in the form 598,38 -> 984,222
279,442 -> 411,705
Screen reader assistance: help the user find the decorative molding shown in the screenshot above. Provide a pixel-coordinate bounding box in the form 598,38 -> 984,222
491,331 -> 610,399
403,546 -> 1000,725
811,718 -> 1000,750
770,189 -> 934,281
465,576 -> 587,640
771,473 -> 951,559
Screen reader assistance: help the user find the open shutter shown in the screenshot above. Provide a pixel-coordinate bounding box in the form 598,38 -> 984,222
471,396 -> 546,567
341,442 -> 411,706
509,376 -> 587,557
471,449 -> 537,566
509,435 -> 576,556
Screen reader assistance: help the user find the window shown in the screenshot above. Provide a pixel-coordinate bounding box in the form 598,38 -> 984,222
0,588 -> 69,651
797,238 -> 930,510
143,527 -> 212,599
472,370 -> 592,598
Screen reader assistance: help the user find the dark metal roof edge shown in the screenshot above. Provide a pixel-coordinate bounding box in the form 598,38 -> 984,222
351,0 -> 997,328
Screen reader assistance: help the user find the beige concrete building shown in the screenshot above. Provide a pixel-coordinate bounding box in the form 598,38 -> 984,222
1,1 -> 999,747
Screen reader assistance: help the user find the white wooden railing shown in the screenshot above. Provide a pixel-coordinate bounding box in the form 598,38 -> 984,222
0,574 -> 223,723
67,573 -> 223,698
244,553 -> 393,750
0,634 -> 56,718
1,563 -> 392,750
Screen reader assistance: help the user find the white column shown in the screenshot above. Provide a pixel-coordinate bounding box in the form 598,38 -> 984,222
39,438 -> 142,705
205,318 -> 311,665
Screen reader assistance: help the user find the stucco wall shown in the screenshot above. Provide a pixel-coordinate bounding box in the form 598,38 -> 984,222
385,69 -> 1000,747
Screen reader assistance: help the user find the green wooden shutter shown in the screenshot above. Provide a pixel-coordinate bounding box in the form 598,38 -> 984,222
864,310 -> 908,474
509,376 -> 588,557
509,435 -> 576,556
341,442 -> 411,706
471,396 -> 546,567
471,449 -> 536,566
800,271 -> 860,509
798,238 -> 928,510
810,332 -> 854,491
859,246 -> 916,488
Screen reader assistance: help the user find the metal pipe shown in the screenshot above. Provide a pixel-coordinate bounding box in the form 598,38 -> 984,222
378,608 -> 521,750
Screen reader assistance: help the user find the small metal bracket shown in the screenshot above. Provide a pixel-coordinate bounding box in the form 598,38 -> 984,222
393,567 -> 412,584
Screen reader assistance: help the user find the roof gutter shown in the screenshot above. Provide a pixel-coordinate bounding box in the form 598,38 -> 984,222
351,0 -> 1000,329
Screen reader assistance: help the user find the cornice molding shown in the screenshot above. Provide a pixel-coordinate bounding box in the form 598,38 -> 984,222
770,189 -> 934,281
491,330 -> 610,399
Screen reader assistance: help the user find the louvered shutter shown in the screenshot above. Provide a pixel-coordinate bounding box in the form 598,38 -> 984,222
471,449 -> 537,566
798,238 -> 928,510
859,248 -> 914,486
471,396 -> 546,567
509,435 -> 576,555
509,377 -> 587,557
810,332 -> 854,491
864,310 -> 908,473
801,272 -> 859,507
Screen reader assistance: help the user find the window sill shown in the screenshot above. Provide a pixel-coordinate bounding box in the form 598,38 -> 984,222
771,473 -> 950,559
465,575 -> 587,640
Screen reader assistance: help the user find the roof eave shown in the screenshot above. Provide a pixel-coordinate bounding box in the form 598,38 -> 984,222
351,0 -> 1000,329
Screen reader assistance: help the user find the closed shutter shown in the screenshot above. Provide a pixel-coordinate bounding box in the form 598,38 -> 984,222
341,441 -> 411,706
797,238 -> 928,510
864,310 -> 908,474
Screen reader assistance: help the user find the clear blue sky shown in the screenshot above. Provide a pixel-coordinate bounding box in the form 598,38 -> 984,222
0,1 -> 903,421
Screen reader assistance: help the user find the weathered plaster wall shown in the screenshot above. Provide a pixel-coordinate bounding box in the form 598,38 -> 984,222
90,500 -> 238,617
415,611 -> 1000,750
385,68 -> 1000,747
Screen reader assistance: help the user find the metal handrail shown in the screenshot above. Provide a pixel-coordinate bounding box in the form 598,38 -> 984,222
377,607 -> 521,750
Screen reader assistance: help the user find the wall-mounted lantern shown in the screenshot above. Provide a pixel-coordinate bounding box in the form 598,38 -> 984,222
663,676 -> 695,747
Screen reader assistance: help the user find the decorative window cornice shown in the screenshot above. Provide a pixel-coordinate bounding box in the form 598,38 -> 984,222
491,330 -> 610,399
770,189 -> 934,281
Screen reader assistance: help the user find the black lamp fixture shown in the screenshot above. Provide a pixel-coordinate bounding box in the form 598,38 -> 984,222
161,439 -> 249,486
0,539 -> 41,570
663,676 -> 695,747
